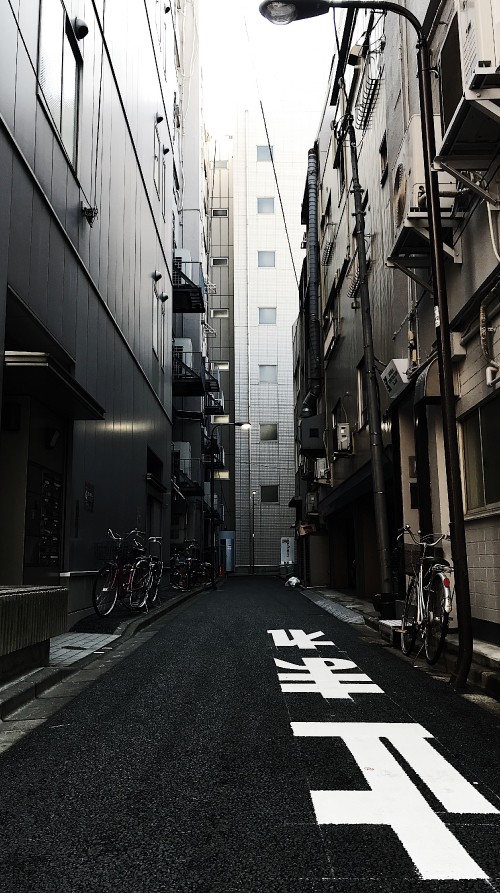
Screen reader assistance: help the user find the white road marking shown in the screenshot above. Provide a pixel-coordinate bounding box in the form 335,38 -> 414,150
267,630 -> 335,649
275,657 -> 384,699
292,722 -> 497,880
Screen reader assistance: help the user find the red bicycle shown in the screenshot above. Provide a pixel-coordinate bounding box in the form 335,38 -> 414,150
92,529 -> 151,617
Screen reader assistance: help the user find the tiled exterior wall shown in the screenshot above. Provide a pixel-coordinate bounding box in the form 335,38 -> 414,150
465,519 -> 500,625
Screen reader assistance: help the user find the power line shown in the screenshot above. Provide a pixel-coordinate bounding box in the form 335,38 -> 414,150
241,12 -> 300,288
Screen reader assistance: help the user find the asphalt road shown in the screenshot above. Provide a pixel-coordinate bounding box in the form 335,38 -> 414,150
1,575 -> 500,892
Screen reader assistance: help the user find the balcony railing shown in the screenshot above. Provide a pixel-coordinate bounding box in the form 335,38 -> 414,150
172,458 -> 204,496
172,260 -> 206,313
204,392 -> 225,416
172,350 -> 206,396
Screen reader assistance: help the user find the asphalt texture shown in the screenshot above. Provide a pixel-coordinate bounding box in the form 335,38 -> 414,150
1,575 -> 500,892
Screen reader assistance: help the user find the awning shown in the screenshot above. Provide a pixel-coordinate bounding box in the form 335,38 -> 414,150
3,352 -> 105,420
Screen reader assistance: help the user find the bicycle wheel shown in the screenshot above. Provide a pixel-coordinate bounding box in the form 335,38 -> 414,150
147,559 -> 163,607
93,564 -> 118,616
129,558 -> 151,609
401,577 -> 418,656
172,563 -> 189,591
425,574 -> 449,665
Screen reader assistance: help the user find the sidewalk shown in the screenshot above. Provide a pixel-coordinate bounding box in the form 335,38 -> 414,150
0,584 -> 204,720
303,585 -> 500,699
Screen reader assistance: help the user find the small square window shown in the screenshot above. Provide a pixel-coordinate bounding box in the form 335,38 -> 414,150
261,485 -> 279,503
211,308 -> 229,318
214,160 -> 228,169
260,424 -> 278,441
257,145 -> 273,161
213,415 -> 230,425
259,364 -> 277,383
212,257 -> 228,266
257,197 -> 275,214
214,361 -> 230,371
212,208 -> 228,217
258,251 -> 275,268
259,307 -> 276,325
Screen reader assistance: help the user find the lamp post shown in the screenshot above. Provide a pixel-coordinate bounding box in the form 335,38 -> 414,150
209,422 -> 251,590
251,490 -> 257,574
259,0 -> 473,688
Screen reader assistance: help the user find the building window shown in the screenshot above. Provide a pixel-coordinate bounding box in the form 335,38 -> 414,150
38,0 -> 81,166
161,157 -> 166,219
212,257 -> 228,266
261,485 -> 279,503
214,160 -> 228,169
213,415 -> 230,425
379,132 -> 388,185
211,308 -> 229,318
258,251 -> 275,268
257,145 -> 273,161
214,361 -> 230,371
152,284 -> 159,357
154,126 -> 161,196
259,364 -> 277,383
259,307 -> 276,325
463,396 -> 500,511
334,137 -> 346,198
257,197 -> 275,214
212,208 -> 228,217
260,424 -> 278,441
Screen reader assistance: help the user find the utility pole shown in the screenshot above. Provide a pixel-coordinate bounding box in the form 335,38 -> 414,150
345,114 -> 393,615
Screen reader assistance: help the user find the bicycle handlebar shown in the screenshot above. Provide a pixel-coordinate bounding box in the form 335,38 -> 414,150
397,525 -> 449,548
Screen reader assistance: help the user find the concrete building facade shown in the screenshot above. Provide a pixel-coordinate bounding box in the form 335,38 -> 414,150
292,1 -> 500,641
0,0 -> 211,636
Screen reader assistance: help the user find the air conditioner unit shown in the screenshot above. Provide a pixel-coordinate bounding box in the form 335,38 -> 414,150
392,116 -> 457,236
458,0 -> 500,94
314,457 -> 329,482
305,492 -> 318,515
336,423 -> 351,452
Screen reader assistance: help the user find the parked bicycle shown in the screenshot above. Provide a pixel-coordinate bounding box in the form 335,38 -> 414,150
398,525 -> 454,664
145,536 -> 164,608
93,529 -> 161,617
169,541 -> 211,591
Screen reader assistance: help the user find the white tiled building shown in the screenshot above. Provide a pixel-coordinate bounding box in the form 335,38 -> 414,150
232,108 -> 313,572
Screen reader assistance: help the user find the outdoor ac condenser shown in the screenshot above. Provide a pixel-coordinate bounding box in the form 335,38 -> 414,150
458,0 -> 500,94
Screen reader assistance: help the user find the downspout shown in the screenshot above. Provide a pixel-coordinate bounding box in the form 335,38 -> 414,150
300,147 -> 323,418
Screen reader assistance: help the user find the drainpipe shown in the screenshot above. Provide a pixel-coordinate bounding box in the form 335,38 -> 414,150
300,147 -> 322,418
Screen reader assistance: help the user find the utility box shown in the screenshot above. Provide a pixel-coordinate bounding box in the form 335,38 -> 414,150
336,423 -> 351,452
219,531 -> 235,572
280,536 -> 296,566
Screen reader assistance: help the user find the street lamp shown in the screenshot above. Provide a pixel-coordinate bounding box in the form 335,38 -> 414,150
251,491 -> 257,574
209,421 -> 251,590
259,0 -> 473,688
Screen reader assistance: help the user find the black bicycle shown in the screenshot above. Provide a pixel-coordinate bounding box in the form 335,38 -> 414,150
93,529 -> 152,617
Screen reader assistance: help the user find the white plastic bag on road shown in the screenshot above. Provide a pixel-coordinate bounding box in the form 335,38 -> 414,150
285,576 -> 301,588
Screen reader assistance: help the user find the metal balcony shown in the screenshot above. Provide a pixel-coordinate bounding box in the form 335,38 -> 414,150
172,351 -> 206,397
204,364 -> 220,393
204,392 -> 225,416
172,458 -> 204,496
172,261 -> 206,313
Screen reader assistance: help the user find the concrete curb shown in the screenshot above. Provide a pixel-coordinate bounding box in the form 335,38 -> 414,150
301,587 -> 500,699
0,584 -> 208,720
